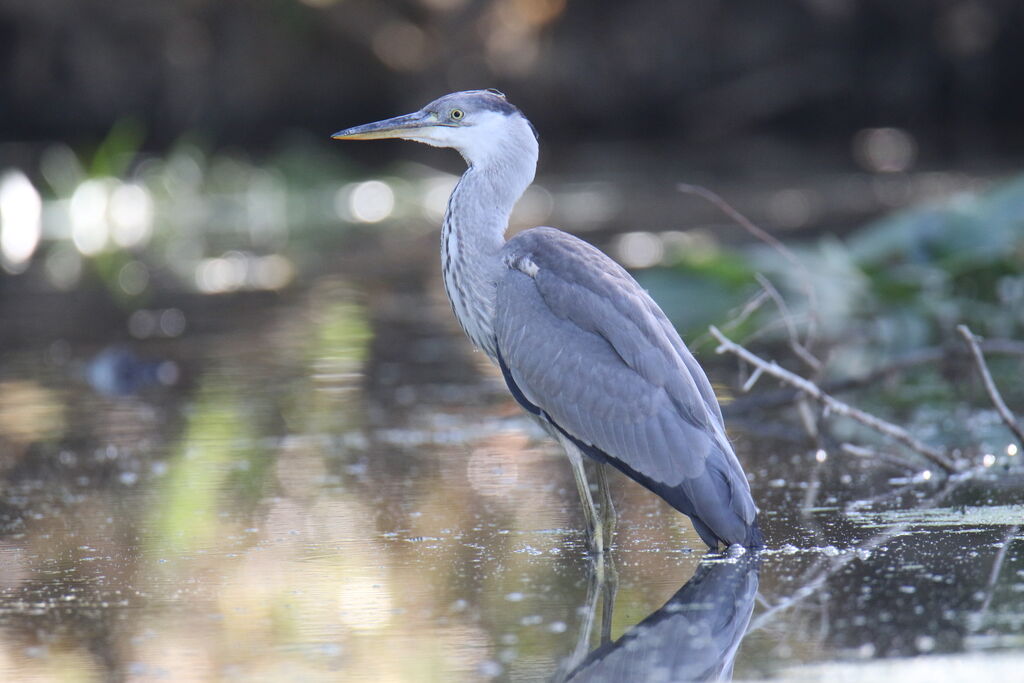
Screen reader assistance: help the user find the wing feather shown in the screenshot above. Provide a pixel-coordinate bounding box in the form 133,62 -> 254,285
496,227 -> 758,545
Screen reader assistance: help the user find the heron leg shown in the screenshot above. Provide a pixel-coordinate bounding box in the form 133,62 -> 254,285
560,437 -> 604,555
595,463 -> 617,550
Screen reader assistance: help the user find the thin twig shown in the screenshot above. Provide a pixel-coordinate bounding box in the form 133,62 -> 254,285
723,289 -> 770,333
678,183 -> 819,349
690,289 -> 769,351
754,273 -> 822,372
741,366 -> 765,392
710,325 -> 958,473
724,338 -> 1024,416
956,324 -> 1024,446
839,443 -> 921,473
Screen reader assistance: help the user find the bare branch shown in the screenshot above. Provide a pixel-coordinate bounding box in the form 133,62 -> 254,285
754,272 -> 822,372
678,183 -> 819,348
725,338 -> 1024,416
840,443 -> 920,472
723,289 -> 770,333
689,289 -> 769,351
710,325 -> 958,473
741,365 -> 765,392
956,324 -> 1024,446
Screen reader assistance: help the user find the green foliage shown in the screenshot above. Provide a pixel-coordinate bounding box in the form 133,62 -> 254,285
636,246 -> 758,338
651,174 -> 1024,441
736,175 -> 1024,353
89,118 -> 145,179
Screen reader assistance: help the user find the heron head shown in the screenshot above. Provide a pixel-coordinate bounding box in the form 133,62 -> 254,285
332,89 -> 538,168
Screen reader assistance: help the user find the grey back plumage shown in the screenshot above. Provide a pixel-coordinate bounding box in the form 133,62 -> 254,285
497,227 -> 759,547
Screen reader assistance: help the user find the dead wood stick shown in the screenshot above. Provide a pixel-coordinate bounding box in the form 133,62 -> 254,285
710,325 -> 958,473
724,338 -> 1024,416
678,183 -> 820,348
956,324 -> 1024,446
754,272 -> 822,372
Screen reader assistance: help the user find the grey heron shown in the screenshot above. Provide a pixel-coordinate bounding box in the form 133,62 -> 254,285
332,90 -> 762,553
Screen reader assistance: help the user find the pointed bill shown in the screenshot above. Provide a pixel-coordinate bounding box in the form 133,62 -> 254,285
331,111 -> 436,140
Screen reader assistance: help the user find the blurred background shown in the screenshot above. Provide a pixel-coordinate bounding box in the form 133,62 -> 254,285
2,0 -> 1023,328
2,1 -> 1024,681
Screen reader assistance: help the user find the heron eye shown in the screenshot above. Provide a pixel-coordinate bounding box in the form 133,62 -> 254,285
450,109 -> 464,121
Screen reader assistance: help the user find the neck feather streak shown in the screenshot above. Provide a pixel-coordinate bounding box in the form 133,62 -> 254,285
440,167 -> 517,360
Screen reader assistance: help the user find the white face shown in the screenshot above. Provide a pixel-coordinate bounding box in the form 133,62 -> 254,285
333,92 -> 539,181
402,108 -> 534,168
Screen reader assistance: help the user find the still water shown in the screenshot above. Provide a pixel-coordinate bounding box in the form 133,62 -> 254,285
0,262 -> 1022,682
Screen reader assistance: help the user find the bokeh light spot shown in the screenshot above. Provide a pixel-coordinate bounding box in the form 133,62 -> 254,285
853,128 -> 917,174
0,170 -> 43,273
372,22 -> 432,72
109,183 -> 155,249
347,181 -> 395,223
118,260 -> 150,295
70,179 -> 112,255
615,231 -> 664,269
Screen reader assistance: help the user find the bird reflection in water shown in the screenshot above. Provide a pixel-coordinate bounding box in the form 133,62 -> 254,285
560,555 -> 760,682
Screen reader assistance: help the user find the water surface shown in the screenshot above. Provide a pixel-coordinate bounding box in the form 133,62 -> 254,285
0,266 -> 1022,681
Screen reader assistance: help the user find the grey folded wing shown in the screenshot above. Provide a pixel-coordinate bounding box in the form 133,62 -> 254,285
495,227 -> 757,543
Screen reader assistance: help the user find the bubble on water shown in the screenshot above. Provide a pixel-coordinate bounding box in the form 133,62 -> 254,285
118,471 -> 139,486
915,635 -> 936,652
515,545 -> 543,556
857,642 -> 876,658
780,544 -> 799,555
520,615 -> 543,626
548,621 -> 567,633
899,585 -> 917,594
822,545 -> 840,557
505,592 -> 524,602
727,545 -> 748,558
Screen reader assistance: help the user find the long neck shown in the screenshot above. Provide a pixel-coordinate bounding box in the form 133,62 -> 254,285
441,163 -> 525,361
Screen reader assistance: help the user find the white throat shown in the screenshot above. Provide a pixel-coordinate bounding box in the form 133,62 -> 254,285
437,113 -> 538,361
